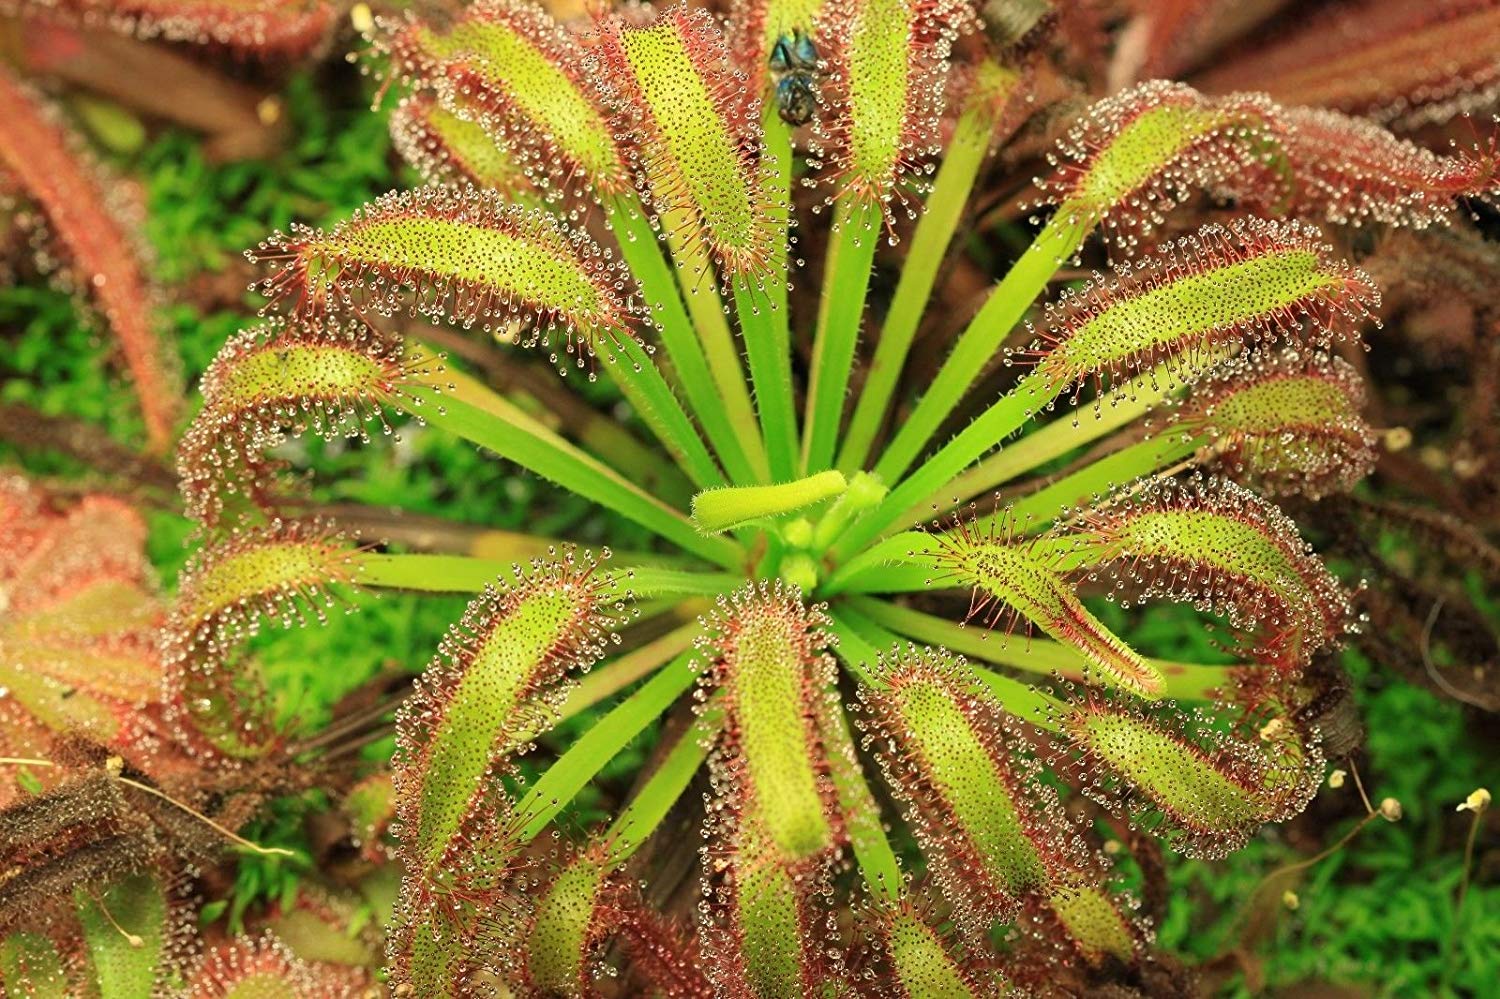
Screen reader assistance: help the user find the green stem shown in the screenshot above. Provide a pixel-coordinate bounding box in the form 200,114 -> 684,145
741,107 -> 799,481
833,602 -> 1065,730
819,696 -> 903,902
604,705 -> 723,865
825,608 -> 891,689
932,360 -> 1188,519
821,531 -> 938,596
873,214 -> 1088,483
735,276 -> 799,482
399,369 -> 740,568
837,96 -> 996,474
355,554 -> 740,602
802,197 -> 882,473
606,195 -> 762,484
513,649 -> 703,841
832,375 -> 1056,562
658,202 -> 771,483
973,432 -> 1204,537
846,596 -> 1230,701
559,621 -> 700,721
597,330 -> 726,491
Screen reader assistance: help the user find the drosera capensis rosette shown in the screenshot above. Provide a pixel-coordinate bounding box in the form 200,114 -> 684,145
165,0 -> 1500,990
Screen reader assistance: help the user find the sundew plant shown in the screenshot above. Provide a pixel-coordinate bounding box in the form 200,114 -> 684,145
129,0 -> 1498,995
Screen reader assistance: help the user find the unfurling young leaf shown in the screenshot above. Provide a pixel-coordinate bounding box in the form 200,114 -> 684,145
857,648 -> 1092,940
928,520 -> 1166,697
388,553 -> 614,996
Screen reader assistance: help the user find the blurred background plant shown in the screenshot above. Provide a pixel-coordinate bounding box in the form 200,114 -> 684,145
0,0 -> 1495,995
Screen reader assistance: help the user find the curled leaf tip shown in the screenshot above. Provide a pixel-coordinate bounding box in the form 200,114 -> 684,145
1041,80 -> 1500,243
162,520 -> 355,759
928,517 -> 1165,697
1062,692 -> 1323,858
372,1 -> 629,198
389,92 -> 535,198
1074,476 -> 1354,671
177,317 -> 429,529
249,187 -> 636,361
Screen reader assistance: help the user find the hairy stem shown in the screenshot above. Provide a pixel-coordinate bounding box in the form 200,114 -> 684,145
512,649 -> 702,841
692,470 -> 847,534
